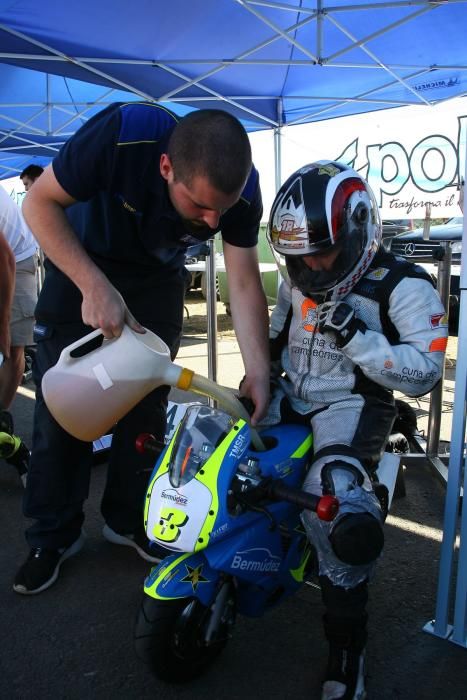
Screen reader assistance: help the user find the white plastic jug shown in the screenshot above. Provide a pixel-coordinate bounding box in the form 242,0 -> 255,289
42,325 -> 189,442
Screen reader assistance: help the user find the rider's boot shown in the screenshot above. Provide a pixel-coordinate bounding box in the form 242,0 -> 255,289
321,613 -> 367,700
0,409 -> 30,487
6,438 -> 29,486
0,408 -> 14,434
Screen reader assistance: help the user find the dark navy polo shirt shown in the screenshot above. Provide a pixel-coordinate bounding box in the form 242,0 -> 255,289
36,102 -> 263,322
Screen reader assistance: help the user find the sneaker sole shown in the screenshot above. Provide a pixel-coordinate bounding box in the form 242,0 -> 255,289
321,652 -> 366,700
102,524 -> 162,564
13,533 -> 85,596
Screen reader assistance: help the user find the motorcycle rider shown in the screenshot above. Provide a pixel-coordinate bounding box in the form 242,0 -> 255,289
265,161 -> 448,699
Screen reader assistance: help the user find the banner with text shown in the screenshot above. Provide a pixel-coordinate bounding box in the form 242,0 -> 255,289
277,98 -> 467,220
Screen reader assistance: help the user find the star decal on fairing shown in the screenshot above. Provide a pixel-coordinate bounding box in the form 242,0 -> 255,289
181,563 -> 209,591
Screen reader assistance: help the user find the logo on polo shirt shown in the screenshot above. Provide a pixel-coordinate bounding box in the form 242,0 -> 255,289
115,192 -> 140,215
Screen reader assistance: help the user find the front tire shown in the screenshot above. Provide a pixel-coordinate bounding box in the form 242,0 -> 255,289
134,595 -> 233,682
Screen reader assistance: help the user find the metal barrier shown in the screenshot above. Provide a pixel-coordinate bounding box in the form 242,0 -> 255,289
397,242 -> 453,484
421,242 -> 467,648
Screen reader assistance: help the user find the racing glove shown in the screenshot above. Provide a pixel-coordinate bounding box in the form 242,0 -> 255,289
317,301 -> 366,348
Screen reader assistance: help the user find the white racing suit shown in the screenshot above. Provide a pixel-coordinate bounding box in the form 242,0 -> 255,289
264,248 -> 448,666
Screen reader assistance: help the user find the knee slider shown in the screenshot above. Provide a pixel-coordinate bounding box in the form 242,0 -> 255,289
329,512 -> 384,566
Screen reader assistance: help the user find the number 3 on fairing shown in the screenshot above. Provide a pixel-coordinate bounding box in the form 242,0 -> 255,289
153,507 -> 189,542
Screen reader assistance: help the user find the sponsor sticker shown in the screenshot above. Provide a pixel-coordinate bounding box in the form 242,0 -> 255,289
231,547 -> 281,573
229,433 -> 248,459
430,313 -> 449,328
318,164 -> 340,177
161,489 -> 188,506
366,267 -> 389,280
181,563 -> 209,592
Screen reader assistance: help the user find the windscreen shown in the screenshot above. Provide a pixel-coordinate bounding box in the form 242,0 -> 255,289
169,404 -> 234,488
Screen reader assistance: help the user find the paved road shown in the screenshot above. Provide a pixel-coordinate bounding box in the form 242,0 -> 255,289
2,374 -> 466,699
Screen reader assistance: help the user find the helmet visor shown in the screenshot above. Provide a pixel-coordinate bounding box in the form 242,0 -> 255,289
285,239 -> 356,299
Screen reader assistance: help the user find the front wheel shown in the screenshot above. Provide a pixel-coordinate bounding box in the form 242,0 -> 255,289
134,593 -> 235,682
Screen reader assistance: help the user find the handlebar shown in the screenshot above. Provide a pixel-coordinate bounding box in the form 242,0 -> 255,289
264,479 -> 338,521
135,433 -> 165,456
136,433 -> 339,522
231,476 -> 338,522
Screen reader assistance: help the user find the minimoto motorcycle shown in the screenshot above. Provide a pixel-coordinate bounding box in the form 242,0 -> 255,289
133,402 -> 344,681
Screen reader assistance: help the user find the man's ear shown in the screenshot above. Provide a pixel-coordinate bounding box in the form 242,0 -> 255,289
160,153 -> 173,182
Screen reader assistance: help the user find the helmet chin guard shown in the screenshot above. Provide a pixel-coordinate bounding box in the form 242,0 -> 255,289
267,161 -> 381,302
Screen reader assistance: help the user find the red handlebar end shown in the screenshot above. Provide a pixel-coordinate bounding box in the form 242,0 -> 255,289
135,432 -> 155,454
316,495 -> 339,521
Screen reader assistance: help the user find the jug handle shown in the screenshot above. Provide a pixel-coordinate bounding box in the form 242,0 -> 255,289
59,328 -> 106,365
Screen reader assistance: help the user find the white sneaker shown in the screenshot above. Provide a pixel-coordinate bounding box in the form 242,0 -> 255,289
102,524 -> 167,563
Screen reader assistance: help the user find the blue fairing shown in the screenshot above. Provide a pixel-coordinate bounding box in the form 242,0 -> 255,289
143,420 -> 314,616
144,551 -> 218,607
253,424 -> 311,485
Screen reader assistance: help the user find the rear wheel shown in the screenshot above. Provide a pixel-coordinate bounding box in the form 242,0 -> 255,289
134,592 -> 235,682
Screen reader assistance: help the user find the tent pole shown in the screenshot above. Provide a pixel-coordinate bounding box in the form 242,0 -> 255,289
450,165 -> 467,647
274,98 -> 283,192
274,127 -> 282,192
206,237 -> 218,392
424,157 -> 467,648
426,242 -> 451,457
274,100 -> 284,294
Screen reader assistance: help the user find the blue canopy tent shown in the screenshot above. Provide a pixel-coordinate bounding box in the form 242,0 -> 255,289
0,0 -> 466,648
0,1 -> 466,185
0,63 -> 195,178
0,0 -> 466,127
0,0 -> 466,197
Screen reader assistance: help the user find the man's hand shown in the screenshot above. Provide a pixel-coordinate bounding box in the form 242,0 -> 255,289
238,373 -> 270,426
81,277 -> 145,338
318,301 -> 366,348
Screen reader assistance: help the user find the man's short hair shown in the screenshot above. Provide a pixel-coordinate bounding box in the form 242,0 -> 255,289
20,164 -> 44,180
167,109 -> 252,194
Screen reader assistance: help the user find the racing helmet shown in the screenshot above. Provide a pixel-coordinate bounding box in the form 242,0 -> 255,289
267,161 -> 381,303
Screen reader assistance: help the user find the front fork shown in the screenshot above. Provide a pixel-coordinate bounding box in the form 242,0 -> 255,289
204,577 -> 236,644
143,551 -> 236,643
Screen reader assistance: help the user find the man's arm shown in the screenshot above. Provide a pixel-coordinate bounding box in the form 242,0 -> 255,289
22,165 -> 143,338
223,241 -> 270,424
0,232 -> 15,359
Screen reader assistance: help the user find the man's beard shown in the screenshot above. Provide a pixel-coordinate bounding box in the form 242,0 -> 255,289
182,218 -> 215,236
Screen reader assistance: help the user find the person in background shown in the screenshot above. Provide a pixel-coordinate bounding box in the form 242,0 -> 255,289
0,230 -> 15,446
0,226 -> 31,486
15,103 -> 270,595
265,161 -> 448,700
0,185 -> 38,414
20,165 -> 44,192
0,231 -> 15,373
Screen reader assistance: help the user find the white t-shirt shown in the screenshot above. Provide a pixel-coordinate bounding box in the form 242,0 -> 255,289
0,185 -> 37,262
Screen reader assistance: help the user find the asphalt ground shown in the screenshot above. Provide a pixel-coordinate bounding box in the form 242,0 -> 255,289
1,307 -> 466,699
